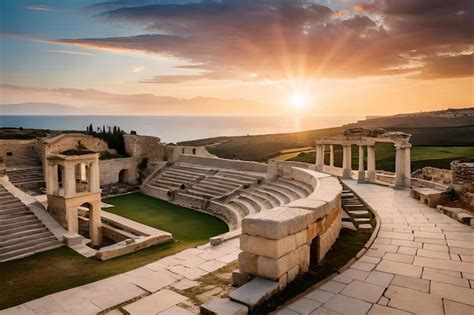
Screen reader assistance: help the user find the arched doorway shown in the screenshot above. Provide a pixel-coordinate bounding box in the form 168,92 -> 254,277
118,169 -> 128,183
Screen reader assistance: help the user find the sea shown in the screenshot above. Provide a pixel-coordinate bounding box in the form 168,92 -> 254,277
0,115 -> 363,143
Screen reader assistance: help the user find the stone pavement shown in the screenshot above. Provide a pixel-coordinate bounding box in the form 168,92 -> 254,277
275,180 -> 474,315
1,239 -> 240,315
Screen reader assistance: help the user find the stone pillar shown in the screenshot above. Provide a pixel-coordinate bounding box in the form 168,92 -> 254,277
342,145 -> 352,179
89,160 -> 100,193
366,145 -> 376,182
357,145 -> 365,182
329,145 -> 334,167
63,163 -> 76,197
315,144 -> 325,172
80,163 -> 87,182
89,201 -> 103,246
404,146 -> 411,187
65,206 -> 78,233
45,163 -> 59,195
395,144 -> 406,189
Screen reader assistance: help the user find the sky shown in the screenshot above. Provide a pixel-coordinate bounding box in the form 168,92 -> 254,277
0,0 -> 473,116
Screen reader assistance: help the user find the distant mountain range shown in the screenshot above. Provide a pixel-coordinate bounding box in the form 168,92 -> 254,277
0,103 -> 83,115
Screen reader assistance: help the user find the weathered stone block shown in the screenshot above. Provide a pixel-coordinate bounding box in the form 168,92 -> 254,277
201,298 -> 248,315
240,230 -> 307,259
238,252 -> 258,275
242,207 -> 313,240
287,265 -> 300,283
256,250 -> 298,280
232,270 -> 253,288
229,278 -> 279,308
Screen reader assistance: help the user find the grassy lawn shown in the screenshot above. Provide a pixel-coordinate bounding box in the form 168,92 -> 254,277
0,193 -> 228,310
289,145 -> 474,171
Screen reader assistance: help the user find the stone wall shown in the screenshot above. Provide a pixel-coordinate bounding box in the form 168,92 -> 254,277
177,155 -> 267,173
267,159 -> 310,179
0,139 -> 40,166
238,168 -> 342,290
123,134 -> 165,162
99,157 -> 141,186
451,161 -> 474,207
165,145 -> 215,162
411,167 -> 452,185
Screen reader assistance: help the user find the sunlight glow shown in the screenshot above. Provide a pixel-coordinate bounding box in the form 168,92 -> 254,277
290,91 -> 308,110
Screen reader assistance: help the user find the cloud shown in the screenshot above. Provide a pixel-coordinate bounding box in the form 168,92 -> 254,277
40,49 -> 94,56
131,65 -> 144,72
24,5 -> 54,11
21,0 -> 474,81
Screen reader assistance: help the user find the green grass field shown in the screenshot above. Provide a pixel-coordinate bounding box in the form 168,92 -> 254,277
0,193 -> 228,310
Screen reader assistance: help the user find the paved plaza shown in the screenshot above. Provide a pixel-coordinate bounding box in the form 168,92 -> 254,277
276,180 -> 474,315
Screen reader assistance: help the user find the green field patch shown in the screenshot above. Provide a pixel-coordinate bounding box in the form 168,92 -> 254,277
0,193 -> 228,310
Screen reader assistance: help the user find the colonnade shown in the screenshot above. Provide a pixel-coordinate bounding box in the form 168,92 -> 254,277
315,141 -> 411,188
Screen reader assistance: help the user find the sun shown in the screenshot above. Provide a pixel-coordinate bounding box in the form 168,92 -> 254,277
289,91 -> 307,110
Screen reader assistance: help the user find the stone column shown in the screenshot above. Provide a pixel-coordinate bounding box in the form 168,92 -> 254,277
80,163 -> 87,182
367,145 -> 376,182
394,144 -> 406,189
65,206 -> 79,233
329,145 -> 334,167
89,201 -> 103,246
404,145 -> 412,187
357,145 -> 365,182
45,163 -> 59,195
315,144 -> 325,172
63,163 -> 76,197
89,160 -> 100,193
342,145 -> 352,179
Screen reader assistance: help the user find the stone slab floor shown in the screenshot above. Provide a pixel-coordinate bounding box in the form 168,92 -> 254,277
0,238 -> 240,315
276,180 -> 474,315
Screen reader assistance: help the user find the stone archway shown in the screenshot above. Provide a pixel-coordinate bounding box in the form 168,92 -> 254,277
118,169 -> 128,184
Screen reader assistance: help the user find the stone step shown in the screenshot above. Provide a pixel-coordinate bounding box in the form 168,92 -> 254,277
165,169 -> 202,179
153,178 -> 183,187
188,186 -> 224,198
205,177 -> 240,189
264,183 -> 299,200
254,188 -> 284,206
0,214 -> 37,225
0,239 -> 63,262
239,195 -> 262,212
147,182 -> 174,191
250,190 -> 279,208
279,178 -> 312,194
259,186 -> 291,204
218,172 -> 260,183
193,182 -> 231,194
0,234 -> 56,254
0,221 -> 45,236
236,197 -> 259,214
174,164 -> 212,174
187,189 -> 218,199
167,167 -> 209,177
344,204 -> 367,211
213,175 -> 253,186
353,218 -> 371,225
271,181 -> 306,198
0,210 -> 33,220
160,173 -> 197,184
348,210 -> 371,218
241,193 -> 272,210
228,200 -> 250,217
0,226 -> 48,243
0,206 -> 29,216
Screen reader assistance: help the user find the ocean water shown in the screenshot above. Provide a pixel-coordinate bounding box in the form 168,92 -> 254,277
0,115 -> 363,143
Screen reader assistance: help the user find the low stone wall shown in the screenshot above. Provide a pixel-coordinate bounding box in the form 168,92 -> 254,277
99,157 -> 141,186
451,161 -> 474,207
411,166 -> 452,185
238,168 -> 342,292
177,155 -> 267,173
166,145 -> 215,162
267,160 -> 311,179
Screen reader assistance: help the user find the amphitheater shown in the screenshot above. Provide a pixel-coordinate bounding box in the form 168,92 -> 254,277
0,129 -> 473,315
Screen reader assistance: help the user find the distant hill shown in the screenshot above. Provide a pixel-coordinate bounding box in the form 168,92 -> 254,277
180,108 -> 474,161
0,103 -> 82,115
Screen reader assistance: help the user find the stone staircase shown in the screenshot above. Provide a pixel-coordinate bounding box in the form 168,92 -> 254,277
341,187 -> 374,230
5,150 -> 45,189
0,185 -> 62,262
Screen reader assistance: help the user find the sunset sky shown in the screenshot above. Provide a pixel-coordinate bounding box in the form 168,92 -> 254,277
0,0 -> 472,116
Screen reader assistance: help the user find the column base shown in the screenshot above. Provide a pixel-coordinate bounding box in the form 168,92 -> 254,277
367,170 -> 376,182
315,165 -> 323,172
357,171 -> 366,183
342,168 -> 352,179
